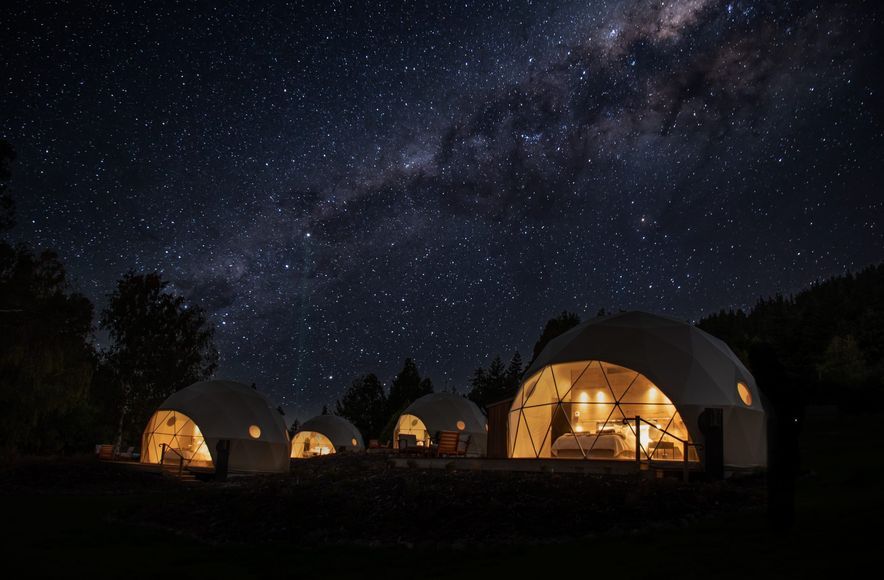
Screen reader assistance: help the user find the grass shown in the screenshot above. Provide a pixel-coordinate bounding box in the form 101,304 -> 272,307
1,409 -> 879,579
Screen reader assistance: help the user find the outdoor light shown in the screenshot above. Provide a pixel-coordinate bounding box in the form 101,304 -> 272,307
351,438 -> 358,446
456,420 -> 466,430
249,424 -> 261,438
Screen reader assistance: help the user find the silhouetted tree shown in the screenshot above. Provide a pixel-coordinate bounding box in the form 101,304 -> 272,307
100,271 -> 218,449
699,264 -> 884,406
468,351 -> 523,409
335,373 -> 387,439
0,244 -> 95,455
749,342 -> 804,530
288,418 -> 301,438
386,357 -> 433,415
505,351 -> 523,384
529,311 -> 580,367
321,404 -> 329,415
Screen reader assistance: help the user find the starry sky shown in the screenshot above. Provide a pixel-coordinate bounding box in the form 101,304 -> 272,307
3,1 -> 882,418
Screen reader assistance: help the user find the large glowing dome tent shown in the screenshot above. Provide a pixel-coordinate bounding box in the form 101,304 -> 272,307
291,414 -> 364,458
509,311 -> 766,468
393,392 -> 488,456
141,380 -> 290,473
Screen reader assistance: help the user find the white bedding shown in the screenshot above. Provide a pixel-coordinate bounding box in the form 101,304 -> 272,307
552,432 -> 636,457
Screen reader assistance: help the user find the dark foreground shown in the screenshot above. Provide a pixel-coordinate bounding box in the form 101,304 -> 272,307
0,410 -> 879,579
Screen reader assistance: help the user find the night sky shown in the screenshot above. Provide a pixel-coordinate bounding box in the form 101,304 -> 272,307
3,1 -> 882,418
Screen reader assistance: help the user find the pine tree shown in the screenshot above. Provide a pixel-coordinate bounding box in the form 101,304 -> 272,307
335,373 -> 387,439
100,271 -> 218,449
387,357 -> 433,415
529,311 -> 581,367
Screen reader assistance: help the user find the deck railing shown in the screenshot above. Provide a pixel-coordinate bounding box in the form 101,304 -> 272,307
631,416 -> 703,480
159,443 -> 189,477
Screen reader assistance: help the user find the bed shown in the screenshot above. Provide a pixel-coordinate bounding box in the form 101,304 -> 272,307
551,431 -> 636,459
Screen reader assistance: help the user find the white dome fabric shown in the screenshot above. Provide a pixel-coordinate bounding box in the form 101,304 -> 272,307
400,393 -> 488,456
522,311 -> 766,467
149,380 -> 290,473
297,415 -> 364,452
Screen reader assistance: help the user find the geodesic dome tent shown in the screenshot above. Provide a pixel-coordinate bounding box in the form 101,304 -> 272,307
393,392 -> 488,456
141,380 -> 290,473
510,311 -> 766,468
291,414 -> 364,458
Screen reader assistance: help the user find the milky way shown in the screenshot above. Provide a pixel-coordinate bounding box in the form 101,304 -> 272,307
3,1 -> 882,417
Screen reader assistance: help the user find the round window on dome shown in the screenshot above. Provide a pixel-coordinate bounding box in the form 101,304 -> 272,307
248,424 -> 262,439
737,382 -> 752,406
456,420 -> 466,431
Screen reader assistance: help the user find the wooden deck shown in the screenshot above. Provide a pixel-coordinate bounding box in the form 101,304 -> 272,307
389,456 -> 703,476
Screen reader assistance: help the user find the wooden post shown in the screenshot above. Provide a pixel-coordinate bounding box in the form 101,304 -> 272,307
635,416 -> 642,464
683,441 -> 689,482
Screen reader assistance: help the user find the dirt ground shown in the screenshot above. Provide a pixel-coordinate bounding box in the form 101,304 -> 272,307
0,453 -> 762,547
0,410 -> 879,578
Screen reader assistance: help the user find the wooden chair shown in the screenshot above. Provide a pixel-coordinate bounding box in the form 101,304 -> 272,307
435,431 -> 463,457
397,433 -> 418,452
116,446 -> 135,459
456,434 -> 471,456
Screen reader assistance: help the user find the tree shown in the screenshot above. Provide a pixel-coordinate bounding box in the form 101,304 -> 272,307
321,404 -> 329,415
0,244 -> 95,455
529,311 -> 581,367
386,357 -> 433,415
698,264 -> 884,406
468,351 -> 523,409
817,335 -> 867,386
0,140 -> 16,232
100,271 -> 218,448
335,373 -> 387,439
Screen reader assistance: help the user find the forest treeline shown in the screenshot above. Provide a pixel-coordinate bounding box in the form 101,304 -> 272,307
698,264 -> 884,407
1,138 -> 881,456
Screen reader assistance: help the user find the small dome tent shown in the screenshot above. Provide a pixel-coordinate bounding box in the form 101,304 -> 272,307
510,311 -> 766,468
291,414 -> 365,458
141,380 -> 290,473
393,393 -> 488,456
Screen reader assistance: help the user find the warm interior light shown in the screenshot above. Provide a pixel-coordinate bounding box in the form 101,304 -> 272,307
141,410 -> 212,466
508,360 -> 697,462
456,420 -> 466,431
395,414 -> 430,448
351,438 -> 358,446
291,431 -> 336,458
737,381 -> 752,406
249,425 -> 261,439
